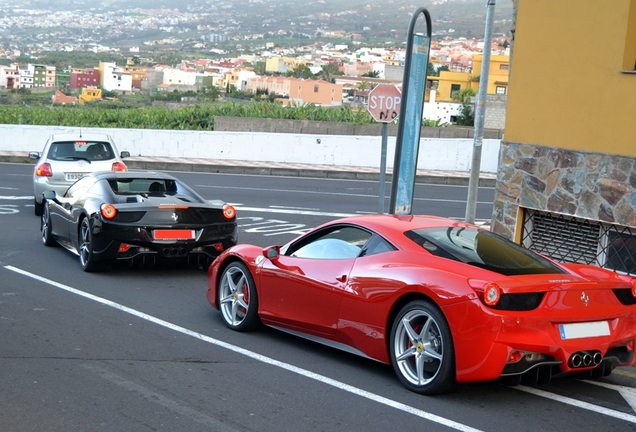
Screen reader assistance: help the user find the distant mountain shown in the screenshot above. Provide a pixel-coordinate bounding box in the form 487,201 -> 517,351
14,0 -> 513,40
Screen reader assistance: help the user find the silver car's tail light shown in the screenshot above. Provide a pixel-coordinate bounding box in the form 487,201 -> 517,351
35,163 -> 53,177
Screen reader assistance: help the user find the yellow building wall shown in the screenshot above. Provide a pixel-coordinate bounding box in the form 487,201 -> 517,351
431,71 -> 474,101
472,54 -> 509,94
265,57 -> 283,73
505,0 -> 636,157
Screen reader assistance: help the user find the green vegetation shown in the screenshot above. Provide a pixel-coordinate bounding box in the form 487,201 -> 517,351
0,101 -> 377,130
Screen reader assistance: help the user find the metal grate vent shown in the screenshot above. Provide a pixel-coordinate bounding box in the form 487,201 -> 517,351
521,208 -> 636,276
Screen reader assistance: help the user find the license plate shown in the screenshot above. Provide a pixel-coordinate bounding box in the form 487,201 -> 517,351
66,173 -> 84,181
153,229 -> 195,240
558,321 -> 610,340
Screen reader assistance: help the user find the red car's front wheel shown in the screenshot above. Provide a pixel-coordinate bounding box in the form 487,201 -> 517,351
218,262 -> 260,331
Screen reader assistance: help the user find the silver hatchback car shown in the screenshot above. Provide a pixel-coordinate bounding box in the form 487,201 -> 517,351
29,132 -> 130,215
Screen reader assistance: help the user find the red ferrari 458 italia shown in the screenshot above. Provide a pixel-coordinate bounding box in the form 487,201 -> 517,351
207,214 -> 636,394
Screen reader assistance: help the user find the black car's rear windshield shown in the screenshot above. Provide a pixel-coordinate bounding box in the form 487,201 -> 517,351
405,227 -> 565,276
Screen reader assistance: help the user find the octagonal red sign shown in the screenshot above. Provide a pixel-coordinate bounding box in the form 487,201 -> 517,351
367,84 -> 402,123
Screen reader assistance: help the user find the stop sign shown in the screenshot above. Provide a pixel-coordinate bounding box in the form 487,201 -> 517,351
367,84 -> 402,123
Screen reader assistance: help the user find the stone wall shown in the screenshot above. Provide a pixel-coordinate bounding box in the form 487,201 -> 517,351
492,141 -> 636,239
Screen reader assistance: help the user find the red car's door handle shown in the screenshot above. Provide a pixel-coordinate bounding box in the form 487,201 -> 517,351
336,275 -> 347,282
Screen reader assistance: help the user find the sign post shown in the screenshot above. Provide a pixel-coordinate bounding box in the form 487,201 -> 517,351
389,8 -> 432,215
367,84 -> 401,214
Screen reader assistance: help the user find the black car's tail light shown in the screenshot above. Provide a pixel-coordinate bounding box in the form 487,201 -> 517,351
101,203 -> 117,219
223,204 -> 236,219
35,163 -> 53,177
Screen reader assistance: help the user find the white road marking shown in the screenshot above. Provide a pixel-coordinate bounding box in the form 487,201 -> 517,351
0,205 -> 20,215
516,385 -> 636,424
197,184 -> 493,204
0,195 -> 31,200
270,205 -> 320,210
4,264 -> 481,432
235,205 -> 356,218
583,380 -> 636,413
0,187 -> 18,190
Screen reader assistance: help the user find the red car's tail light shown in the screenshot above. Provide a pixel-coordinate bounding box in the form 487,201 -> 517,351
631,279 -> 636,298
483,283 -> 501,306
223,204 -> 236,219
111,162 -> 127,172
35,163 -> 53,177
508,350 -> 525,363
101,203 -> 117,219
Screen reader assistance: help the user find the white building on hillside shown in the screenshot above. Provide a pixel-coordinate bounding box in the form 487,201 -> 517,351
100,62 -> 133,93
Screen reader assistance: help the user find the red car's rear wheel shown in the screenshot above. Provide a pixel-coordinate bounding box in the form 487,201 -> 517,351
390,300 -> 459,395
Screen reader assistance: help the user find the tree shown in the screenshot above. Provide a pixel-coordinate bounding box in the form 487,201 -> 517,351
452,88 -> 476,126
361,70 -> 379,78
286,63 -> 314,79
317,63 -> 343,83
253,61 -> 267,75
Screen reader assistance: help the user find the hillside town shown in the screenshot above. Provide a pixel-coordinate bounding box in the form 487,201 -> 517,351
0,32 -> 511,128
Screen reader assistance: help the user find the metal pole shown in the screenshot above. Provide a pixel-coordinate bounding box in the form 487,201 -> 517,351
465,0 -> 496,224
378,122 -> 388,214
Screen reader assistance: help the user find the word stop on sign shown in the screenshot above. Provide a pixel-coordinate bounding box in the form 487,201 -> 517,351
369,94 -> 401,121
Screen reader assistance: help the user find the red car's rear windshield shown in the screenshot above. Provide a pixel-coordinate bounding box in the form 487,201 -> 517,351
405,227 -> 565,276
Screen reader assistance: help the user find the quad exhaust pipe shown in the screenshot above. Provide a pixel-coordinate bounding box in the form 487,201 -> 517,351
161,247 -> 188,257
569,350 -> 603,368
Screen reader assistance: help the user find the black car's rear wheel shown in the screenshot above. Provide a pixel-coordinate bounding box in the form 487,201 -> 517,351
390,300 -> 459,395
41,203 -> 56,247
79,217 -> 107,272
218,262 -> 260,331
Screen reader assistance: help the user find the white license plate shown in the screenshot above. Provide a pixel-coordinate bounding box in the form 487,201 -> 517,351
65,173 -> 84,181
558,321 -> 610,340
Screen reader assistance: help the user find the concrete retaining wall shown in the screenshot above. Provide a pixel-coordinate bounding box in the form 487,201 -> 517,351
2,121 -> 501,172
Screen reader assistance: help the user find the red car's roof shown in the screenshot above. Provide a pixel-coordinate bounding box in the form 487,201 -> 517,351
327,214 -> 476,242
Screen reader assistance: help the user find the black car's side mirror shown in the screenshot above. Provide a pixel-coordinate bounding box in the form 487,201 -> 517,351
42,190 -> 56,200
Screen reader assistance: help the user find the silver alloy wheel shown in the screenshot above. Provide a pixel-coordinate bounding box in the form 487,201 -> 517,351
219,265 -> 251,327
393,308 -> 444,387
41,205 -> 51,245
79,218 -> 92,268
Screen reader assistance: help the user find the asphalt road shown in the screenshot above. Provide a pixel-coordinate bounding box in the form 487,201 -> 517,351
1,162 -> 636,432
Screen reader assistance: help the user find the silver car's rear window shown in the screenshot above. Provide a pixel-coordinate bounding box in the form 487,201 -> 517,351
47,141 -> 114,161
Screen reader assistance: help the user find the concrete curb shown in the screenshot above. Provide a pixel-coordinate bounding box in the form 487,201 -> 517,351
1,153 -> 497,188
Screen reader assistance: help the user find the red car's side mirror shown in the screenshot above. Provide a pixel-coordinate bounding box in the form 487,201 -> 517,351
263,245 -> 280,261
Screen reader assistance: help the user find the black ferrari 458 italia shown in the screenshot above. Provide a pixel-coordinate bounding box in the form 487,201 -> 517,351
40,171 -> 237,271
